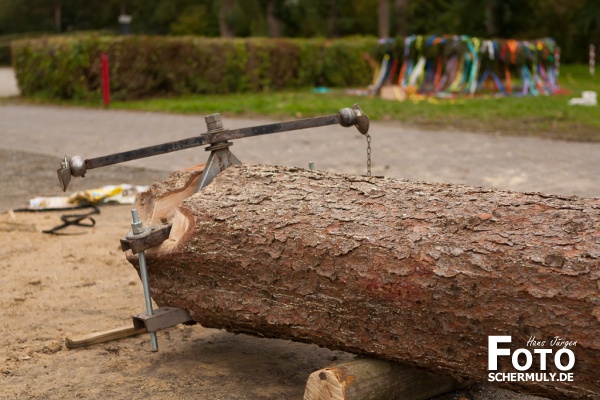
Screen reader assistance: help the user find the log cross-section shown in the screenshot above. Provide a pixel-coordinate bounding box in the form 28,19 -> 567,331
130,164 -> 600,399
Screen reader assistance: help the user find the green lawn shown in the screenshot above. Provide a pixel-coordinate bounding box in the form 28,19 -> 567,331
20,64 -> 600,141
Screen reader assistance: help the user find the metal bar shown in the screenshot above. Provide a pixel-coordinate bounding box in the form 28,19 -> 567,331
86,135 -> 210,170
138,251 -> 159,351
213,114 -> 341,142
85,114 -> 341,170
130,209 -> 159,352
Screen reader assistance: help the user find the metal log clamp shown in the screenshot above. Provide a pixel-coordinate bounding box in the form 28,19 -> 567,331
58,104 -> 370,351
57,104 -> 370,192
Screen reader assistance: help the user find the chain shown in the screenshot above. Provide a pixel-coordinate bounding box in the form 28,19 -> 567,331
365,132 -> 372,177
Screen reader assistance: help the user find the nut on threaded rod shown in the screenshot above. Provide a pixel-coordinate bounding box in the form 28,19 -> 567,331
130,209 -> 144,234
205,113 -> 224,132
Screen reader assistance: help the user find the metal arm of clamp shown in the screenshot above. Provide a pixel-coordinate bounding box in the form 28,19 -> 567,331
57,104 -> 369,192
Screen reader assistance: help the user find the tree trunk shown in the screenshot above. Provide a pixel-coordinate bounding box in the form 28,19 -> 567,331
378,0 -> 390,39
54,1 -> 62,33
131,164 -> 600,399
394,0 -> 408,37
219,0 -> 235,38
327,0 -> 339,38
484,0 -> 498,37
266,0 -> 282,38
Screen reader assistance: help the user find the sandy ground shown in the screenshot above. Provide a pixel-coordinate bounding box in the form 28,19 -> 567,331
3,69 -> 593,399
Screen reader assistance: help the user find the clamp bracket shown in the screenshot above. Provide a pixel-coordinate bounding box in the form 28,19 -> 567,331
120,223 -> 172,254
133,307 -> 194,332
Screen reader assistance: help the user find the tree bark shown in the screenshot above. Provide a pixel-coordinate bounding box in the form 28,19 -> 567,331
219,0 -> 235,38
484,0 -> 498,37
378,0 -> 390,39
327,0 -> 339,38
54,1 -> 62,33
266,0 -> 282,38
131,164 -> 600,399
394,0 -> 408,37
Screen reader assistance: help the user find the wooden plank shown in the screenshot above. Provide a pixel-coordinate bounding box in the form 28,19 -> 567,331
65,325 -> 147,349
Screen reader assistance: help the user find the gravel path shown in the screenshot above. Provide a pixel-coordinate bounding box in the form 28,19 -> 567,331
0,67 -> 19,98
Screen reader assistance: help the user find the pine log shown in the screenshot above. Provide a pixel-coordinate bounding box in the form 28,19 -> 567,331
303,358 -> 468,400
129,164 -> 600,399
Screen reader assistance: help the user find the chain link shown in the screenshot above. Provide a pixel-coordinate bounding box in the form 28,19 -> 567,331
365,133 -> 372,177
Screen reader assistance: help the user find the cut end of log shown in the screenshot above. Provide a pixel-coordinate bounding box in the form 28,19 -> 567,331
304,358 -> 469,400
304,369 -> 345,400
137,164 -> 203,255
138,164 -> 204,226
148,208 -> 194,255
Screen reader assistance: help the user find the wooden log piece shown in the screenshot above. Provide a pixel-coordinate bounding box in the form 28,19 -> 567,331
130,164 -> 600,399
303,358 -> 468,400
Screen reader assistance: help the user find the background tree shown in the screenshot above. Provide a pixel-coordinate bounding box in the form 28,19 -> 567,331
170,3 -> 219,36
326,0 -> 339,38
54,1 -> 61,32
394,0 -> 408,37
571,0 -> 600,61
266,0 -> 283,37
378,0 -> 390,38
0,0 -> 596,62
219,0 -> 235,37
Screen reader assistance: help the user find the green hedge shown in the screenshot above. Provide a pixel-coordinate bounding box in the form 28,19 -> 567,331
11,35 -> 378,100
0,35 -> 16,65
0,32 -> 52,66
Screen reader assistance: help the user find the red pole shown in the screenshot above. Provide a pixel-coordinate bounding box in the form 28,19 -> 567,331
101,53 -> 110,107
